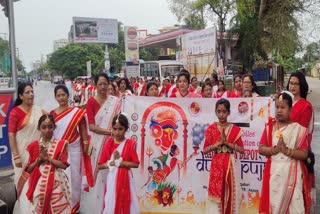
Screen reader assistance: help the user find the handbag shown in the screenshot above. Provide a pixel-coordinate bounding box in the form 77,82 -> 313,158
303,150 -> 315,173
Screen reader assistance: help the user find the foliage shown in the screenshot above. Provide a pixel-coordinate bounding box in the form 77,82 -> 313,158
183,11 -> 206,30
303,42 -> 320,62
109,47 -> 125,71
228,0 -> 304,72
228,13 -> 267,71
275,54 -> 304,73
47,21 -> 163,76
47,43 -> 105,78
108,22 -> 125,71
167,0 -> 317,73
140,48 -> 160,61
0,37 -> 25,75
167,0 -> 206,30
192,0 -> 236,32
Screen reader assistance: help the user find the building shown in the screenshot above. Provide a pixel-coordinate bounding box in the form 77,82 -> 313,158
53,39 -> 69,51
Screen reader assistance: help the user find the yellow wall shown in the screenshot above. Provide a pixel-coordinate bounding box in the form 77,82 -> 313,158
311,62 -> 320,78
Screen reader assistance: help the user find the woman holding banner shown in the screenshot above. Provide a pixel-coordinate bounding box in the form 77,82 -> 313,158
203,98 -> 244,214
259,91 -> 310,213
8,83 -> 45,213
169,71 -> 201,98
81,73 -> 121,214
50,84 -> 93,213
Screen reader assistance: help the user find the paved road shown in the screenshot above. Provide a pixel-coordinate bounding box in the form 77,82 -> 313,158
34,80 -> 58,111
305,76 -> 320,211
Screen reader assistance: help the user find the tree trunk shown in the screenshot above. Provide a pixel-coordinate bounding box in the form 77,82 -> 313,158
259,0 -> 267,19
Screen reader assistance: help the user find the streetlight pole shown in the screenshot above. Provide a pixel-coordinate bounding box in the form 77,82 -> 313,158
8,0 -> 18,96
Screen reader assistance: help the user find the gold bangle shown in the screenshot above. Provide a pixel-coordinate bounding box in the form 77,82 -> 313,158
83,141 -> 89,145
48,157 -> 52,164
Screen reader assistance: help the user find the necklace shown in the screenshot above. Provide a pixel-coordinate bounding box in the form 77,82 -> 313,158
114,138 -> 125,144
275,122 -> 289,138
39,137 -> 54,149
218,122 -> 228,127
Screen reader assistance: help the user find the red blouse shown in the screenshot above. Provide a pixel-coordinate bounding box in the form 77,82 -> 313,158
98,138 -> 139,164
86,97 -> 101,125
8,106 -> 27,133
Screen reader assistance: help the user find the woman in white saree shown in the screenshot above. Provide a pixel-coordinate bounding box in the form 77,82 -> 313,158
8,83 -> 45,213
81,73 -> 121,214
259,91 -> 311,214
50,84 -> 93,213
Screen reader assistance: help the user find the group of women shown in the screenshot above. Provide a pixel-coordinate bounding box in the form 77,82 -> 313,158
142,72 -> 260,99
8,70 -> 315,214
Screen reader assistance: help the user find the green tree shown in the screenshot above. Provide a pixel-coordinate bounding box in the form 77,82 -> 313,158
139,48 -> 160,61
47,43 -> 105,78
107,22 -> 125,71
0,37 -> 25,75
276,55 -> 304,73
168,0 -> 235,60
303,42 -> 320,62
228,0 -> 303,72
168,0 -> 206,30
184,11 -> 206,30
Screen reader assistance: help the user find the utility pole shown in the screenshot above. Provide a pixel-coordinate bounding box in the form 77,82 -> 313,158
0,0 -> 18,94
8,0 -> 17,95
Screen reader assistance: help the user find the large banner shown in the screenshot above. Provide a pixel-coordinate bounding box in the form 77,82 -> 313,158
177,27 -> 216,56
0,93 -> 13,170
176,27 -> 217,81
123,96 -> 274,214
73,17 -> 118,44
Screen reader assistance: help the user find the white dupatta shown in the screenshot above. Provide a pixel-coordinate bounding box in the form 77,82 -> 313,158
269,123 -> 307,213
13,106 -> 43,214
90,95 -> 121,176
103,140 -> 139,214
80,95 -> 121,214
14,106 -> 43,186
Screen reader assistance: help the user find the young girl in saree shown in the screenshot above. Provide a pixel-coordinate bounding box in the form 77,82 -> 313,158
259,91 -> 310,213
203,98 -> 244,214
98,113 -> 140,214
25,114 -> 71,213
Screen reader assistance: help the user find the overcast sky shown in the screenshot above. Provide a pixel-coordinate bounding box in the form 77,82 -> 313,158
0,0 -> 178,71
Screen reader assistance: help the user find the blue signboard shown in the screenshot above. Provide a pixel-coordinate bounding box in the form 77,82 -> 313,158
0,94 -> 13,169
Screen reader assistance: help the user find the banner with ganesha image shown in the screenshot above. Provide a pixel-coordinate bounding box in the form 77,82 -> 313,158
123,96 -> 274,214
